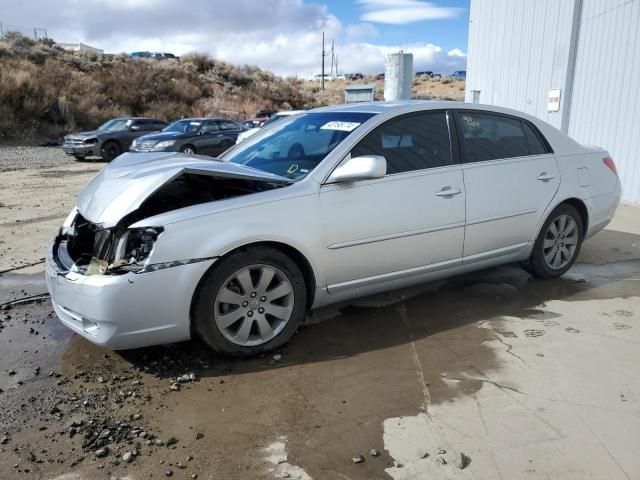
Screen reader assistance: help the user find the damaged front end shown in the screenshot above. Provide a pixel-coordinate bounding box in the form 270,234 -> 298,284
52,212 -> 163,275
51,154 -> 293,276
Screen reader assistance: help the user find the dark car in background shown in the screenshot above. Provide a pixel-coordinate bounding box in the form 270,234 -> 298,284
415,70 -> 434,78
130,118 -> 247,156
452,70 -> 466,79
63,117 -> 167,161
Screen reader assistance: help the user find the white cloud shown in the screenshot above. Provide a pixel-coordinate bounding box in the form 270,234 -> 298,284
345,22 -> 379,41
0,0 -> 466,77
447,48 -> 466,57
357,0 -> 465,25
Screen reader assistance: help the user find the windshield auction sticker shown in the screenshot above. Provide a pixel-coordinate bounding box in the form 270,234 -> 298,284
320,121 -> 361,132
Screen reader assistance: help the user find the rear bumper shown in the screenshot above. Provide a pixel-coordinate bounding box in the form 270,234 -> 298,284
585,184 -> 622,239
45,243 -> 216,350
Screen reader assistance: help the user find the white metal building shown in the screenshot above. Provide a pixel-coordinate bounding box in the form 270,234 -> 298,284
56,42 -> 104,55
465,0 -> 640,204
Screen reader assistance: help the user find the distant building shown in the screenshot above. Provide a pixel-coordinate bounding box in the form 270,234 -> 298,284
466,0 -> 640,204
56,42 -> 104,55
344,84 -> 376,103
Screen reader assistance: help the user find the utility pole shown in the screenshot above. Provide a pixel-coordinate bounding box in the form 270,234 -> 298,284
330,40 -> 335,76
321,32 -> 325,91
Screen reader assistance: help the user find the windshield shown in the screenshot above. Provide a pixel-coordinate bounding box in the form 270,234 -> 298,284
221,112 -> 376,180
163,119 -> 203,134
261,113 -> 290,128
99,119 -> 132,132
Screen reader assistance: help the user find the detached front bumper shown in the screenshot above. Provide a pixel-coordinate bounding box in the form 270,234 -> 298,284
45,243 -> 216,350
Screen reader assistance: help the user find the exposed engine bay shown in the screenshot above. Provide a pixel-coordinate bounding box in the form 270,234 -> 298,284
52,174 -> 285,275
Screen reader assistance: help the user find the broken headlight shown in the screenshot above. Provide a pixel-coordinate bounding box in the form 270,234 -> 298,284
109,227 -> 163,273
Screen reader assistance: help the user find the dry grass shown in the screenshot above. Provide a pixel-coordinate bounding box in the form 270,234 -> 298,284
0,33 -> 466,143
0,33 -> 317,142
301,75 -> 465,105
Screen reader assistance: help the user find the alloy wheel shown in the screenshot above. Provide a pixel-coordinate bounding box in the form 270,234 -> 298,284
214,264 -> 294,347
543,214 -> 579,270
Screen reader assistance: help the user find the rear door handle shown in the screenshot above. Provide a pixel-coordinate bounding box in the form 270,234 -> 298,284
436,187 -> 462,197
537,172 -> 556,182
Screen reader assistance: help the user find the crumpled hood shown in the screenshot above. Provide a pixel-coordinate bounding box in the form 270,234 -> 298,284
76,152 -> 292,228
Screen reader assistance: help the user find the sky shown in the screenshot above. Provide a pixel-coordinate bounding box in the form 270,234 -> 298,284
0,0 -> 470,78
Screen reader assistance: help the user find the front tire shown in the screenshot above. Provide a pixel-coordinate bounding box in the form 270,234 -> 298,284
101,140 -> 122,162
522,203 -> 584,279
193,247 -> 307,357
180,144 -> 196,155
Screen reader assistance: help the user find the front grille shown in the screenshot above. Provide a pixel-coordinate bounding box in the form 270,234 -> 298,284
64,137 -> 85,146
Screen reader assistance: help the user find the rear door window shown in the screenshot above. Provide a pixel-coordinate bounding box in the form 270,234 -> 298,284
523,122 -> 549,155
456,112 -> 529,163
350,111 -> 452,175
201,121 -> 220,134
218,120 -> 242,131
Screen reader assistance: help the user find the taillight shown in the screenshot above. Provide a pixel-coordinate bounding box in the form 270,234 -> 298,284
603,156 -> 618,175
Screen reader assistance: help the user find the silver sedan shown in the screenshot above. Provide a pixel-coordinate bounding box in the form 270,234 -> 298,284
46,101 -> 621,356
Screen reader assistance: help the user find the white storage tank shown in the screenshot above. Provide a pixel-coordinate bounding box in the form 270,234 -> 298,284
384,51 -> 413,101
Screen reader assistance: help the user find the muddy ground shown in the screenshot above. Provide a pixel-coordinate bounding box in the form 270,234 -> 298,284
0,148 -> 639,480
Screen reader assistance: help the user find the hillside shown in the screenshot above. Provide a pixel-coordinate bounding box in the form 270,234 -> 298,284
0,33 -> 464,143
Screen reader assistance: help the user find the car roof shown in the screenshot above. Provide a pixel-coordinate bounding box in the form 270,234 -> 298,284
113,117 -> 164,121
276,110 -> 305,116
309,100 -> 542,119
171,118 -> 236,122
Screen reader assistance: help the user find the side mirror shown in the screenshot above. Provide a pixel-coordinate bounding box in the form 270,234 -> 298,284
327,155 -> 386,184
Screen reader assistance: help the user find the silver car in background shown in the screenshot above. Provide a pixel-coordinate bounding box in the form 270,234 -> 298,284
46,101 -> 621,357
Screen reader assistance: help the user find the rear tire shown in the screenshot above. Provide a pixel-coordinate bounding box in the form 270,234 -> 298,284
101,140 -> 122,162
522,203 -> 584,279
193,247 -> 307,357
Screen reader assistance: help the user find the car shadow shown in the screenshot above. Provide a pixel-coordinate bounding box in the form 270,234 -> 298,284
72,228 -> 640,403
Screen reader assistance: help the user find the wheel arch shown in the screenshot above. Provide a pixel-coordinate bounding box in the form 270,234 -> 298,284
561,197 -> 589,233
102,137 -> 123,150
190,240 -> 318,320
531,196 -> 590,248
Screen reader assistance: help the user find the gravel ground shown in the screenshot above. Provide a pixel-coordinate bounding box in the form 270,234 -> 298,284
0,146 -> 84,172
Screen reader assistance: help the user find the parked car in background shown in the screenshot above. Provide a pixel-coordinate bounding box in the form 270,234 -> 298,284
242,120 -> 262,129
255,109 -> 278,119
130,118 -> 246,156
46,101 -> 621,356
236,110 -> 305,144
376,73 -> 385,80
153,52 -> 179,61
345,73 -> 364,80
130,51 -> 153,58
452,70 -> 466,79
63,117 -> 167,161
415,71 -> 434,78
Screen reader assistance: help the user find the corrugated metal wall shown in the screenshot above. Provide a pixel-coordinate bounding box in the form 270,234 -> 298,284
568,0 -> 640,204
466,0 -> 640,204
465,0 -> 577,129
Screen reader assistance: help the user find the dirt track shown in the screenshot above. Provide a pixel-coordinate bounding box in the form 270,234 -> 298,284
1,147 -> 639,480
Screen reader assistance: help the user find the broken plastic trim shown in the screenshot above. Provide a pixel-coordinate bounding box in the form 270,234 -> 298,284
135,256 -> 218,274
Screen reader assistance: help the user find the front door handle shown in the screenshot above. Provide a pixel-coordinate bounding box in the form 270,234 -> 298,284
217,134 -> 224,137
537,172 -> 556,182
436,187 -> 462,197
